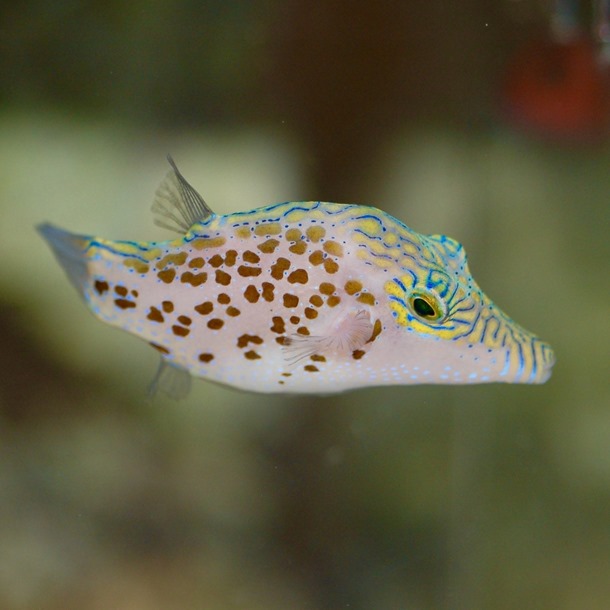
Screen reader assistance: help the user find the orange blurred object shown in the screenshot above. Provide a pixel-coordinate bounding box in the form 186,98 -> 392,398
502,35 -> 610,142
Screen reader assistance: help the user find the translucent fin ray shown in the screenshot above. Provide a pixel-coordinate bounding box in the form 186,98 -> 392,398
148,357 -> 192,400
282,310 -> 374,363
37,223 -> 91,301
151,155 -> 214,233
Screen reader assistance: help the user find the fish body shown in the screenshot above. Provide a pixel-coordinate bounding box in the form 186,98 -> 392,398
38,159 -> 555,396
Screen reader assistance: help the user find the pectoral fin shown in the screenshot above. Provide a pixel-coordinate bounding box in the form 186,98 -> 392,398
282,310 -> 379,363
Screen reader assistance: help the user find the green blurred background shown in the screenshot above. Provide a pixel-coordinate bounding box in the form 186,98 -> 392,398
1,2 -> 609,609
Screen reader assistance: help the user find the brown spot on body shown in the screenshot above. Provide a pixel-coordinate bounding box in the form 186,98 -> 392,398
357,292 -> 376,306
194,301 -> 214,316
304,307 -> 318,319
114,285 -> 128,297
131,290 -> 138,297
282,372 -> 292,377
270,257 -> 291,280
352,350 -> 366,360
306,226 -> 326,242
178,315 -> 192,326
192,236 -> 226,250
209,254 -> 224,268
207,318 -> 224,330
310,354 -> 326,362
244,285 -> 260,303
226,306 -> 241,317
243,250 -> 260,264
285,228 -> 302,241
94,280 -> 108,295
188,257 -> 205,269
345,280 -> 363,295
224,250 -> 238,266
290,316 -> 300,324
147,306 -> 164,323
254,222 -> 281,236
275,336 -> 289,345
244,350 -> 262,360
309,250 -> 324,265
367,319 -> 382,343
327,296 -> 341,307
215,270 -> 231,285
162,300 -> 174,313
261,282 -> 275,301
198,353 -> 214,363
235,226 -> 251,239
181,271 -> 207,286
319,282 -> 335,295
257,238 -> 280,253
304,364 -> 319,372
158,268 -> 176,283
123,259 -> 149,273
237,334 -> 264,348
289,241 -> 307,255
324,259 -> 339,274
309,295 -> 323,307
156,252 -> 187,270
297,326 -> 310,335
217,293 -> 231,304
271,317 -> 285,334
114,298 -> 136,309
172,325 -> 190,337
283,293 -> 299,308
323,241 -> 343,257
238,265 -> 262,277
150,342 -> 170,355
287,269 -> 309,284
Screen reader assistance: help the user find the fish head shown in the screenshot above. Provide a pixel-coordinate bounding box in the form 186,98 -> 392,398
384,233 -> 555,384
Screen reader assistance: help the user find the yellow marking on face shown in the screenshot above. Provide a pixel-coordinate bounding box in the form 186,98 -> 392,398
385,280 -> 409,326
357,249 -> 393,268
401,242 -> 420,257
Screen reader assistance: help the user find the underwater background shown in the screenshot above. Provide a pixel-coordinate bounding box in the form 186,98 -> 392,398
0,2 -> 608,609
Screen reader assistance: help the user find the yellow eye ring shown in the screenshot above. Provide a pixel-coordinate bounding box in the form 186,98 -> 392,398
408,292 -> 445,322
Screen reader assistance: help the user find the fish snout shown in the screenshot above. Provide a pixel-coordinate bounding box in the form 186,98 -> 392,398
533,339 -> 555,383
507,335 -> 555,384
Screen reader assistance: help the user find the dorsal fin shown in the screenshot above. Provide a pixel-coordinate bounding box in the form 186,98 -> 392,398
151,155 -> 214,233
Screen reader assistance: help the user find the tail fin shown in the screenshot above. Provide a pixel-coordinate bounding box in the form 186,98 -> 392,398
37,223 -> 92,299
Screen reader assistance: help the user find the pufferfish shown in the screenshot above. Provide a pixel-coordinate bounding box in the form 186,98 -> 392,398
38,157 -> 555,397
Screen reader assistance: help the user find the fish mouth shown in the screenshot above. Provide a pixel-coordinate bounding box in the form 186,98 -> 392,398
513,337 -> 555,384
532,339 -> 555,383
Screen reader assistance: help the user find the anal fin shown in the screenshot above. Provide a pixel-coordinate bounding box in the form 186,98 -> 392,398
148,358 -> 192,400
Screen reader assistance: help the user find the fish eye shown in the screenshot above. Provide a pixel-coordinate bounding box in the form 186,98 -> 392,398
409,292 -> 445,322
